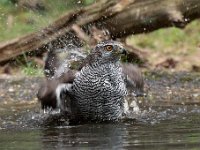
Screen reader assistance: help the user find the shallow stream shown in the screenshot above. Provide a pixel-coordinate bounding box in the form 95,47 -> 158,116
0,71 -> 200,149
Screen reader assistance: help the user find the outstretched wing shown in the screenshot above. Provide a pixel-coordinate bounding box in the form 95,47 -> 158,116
37,47 -> 85,109
37,69 -> 77,109
121,63 -> 144,97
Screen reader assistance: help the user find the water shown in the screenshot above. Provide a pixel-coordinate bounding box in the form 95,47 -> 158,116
0,72 -> 200,149
0,102 -> 200,150
2,120 -> 200,150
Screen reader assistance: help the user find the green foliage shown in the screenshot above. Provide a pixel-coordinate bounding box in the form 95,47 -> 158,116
129,20 -> 200,54
84,0 -> 96,5
0,0 -> 13,5
15,53 -> 43,76
21,65 -> 43,76
0,0 -> 96,42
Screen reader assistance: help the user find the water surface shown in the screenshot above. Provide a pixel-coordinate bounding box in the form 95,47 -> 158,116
0,72 -> 200,149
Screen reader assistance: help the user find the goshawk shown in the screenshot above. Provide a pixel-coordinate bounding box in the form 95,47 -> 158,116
37,40 -> 144,123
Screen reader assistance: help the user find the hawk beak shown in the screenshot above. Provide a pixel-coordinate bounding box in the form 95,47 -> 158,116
120,48 -> 127,55
114,47 -> 127,57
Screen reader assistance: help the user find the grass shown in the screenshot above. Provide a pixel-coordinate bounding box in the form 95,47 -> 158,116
21,67 -> 43,76
14,53 -> 43,76
128,20 -> 200,70
21,66 -> 43,76
0,1 -> 37,41
0,0 -> 92,42
20,54 -> 43,76
129,21 -> 200,51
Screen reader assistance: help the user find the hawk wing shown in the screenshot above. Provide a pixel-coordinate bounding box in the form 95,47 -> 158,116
121,63 -> 144,97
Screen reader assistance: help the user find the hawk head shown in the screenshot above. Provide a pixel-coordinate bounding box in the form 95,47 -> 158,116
90,40 -> 127,63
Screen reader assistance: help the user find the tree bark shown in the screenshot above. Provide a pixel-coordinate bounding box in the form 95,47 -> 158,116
0,0 -> 200,62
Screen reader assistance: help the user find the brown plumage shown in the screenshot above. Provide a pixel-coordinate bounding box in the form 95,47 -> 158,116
37,69 -> 77,109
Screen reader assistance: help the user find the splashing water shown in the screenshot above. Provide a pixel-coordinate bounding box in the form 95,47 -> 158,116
1,71 -> 200,149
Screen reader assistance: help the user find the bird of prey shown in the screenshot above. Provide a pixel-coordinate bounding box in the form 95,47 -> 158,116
37,40 -> 144,123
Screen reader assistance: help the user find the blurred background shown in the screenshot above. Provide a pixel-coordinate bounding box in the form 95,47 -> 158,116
0,0 -> 200,76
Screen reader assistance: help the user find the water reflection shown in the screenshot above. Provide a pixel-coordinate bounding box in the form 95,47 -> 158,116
41,123 -> 129,149
40,111 -> 200,149
1,104 -> 200,149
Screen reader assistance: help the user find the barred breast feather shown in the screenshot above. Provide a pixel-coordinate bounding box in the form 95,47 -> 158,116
71,61 -> 127,121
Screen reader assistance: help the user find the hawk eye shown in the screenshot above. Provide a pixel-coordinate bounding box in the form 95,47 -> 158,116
105,45 -> 113,51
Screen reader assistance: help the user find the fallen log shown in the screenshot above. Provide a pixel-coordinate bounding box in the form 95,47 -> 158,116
0,0 -> 200,63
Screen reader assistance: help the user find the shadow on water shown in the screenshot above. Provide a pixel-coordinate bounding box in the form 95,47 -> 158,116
0,71 -> 200,149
